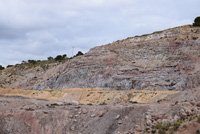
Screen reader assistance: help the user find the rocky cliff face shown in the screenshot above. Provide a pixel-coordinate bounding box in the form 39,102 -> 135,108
34,25 -> 200,91
1,25 -> 200,91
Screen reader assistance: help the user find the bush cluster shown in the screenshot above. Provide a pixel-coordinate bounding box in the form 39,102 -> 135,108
1,51 -> 84,69
154,121 -> 183,134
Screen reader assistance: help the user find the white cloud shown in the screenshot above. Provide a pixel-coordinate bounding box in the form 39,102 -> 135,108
0,0 -> 199,66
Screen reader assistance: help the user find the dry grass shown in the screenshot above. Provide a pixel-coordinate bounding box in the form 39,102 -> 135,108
0,88 -> 179,104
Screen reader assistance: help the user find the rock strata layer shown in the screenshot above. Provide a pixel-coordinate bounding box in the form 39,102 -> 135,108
34,25 -> 200,90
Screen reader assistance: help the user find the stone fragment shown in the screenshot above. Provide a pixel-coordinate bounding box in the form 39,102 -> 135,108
134,125 -> 142,132
162,119 -> 170,124
98,111 -> 104,117
118,120 -> 122,124
196,102 -> 200,107
71,126 -> 75,131
146,119 -> 152,126
178,109 -> 187,119
82,108 -> 87,114
25,106 -> 35,111
68,114 -> 73,118
74,115 -> 79,118
43,110 -> 48,114
91,114 -> 95,118
116,114 -> 120,119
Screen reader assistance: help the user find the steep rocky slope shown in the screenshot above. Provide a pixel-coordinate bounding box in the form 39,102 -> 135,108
32,25 -> 200,91
0,25 -> 200,91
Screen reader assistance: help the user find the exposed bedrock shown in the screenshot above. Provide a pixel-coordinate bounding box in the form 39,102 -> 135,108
34,25 -> 200,90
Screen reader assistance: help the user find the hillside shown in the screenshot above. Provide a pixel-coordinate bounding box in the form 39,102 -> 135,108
0,25 -> 200,91
0,25 -> 200,134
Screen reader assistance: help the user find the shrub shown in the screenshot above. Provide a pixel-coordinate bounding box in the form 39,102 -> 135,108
55,54 -> 67,61
155,123 -> 170,131
193,17 -> 200,26
189,115 -> 196,121
7,65 -> 13,68
158,129 -> 166,134
62,54 -> 67,58
197,116 -> 200,123
47,56 -> 53,60
28,60 -> 37,64
55,55 -> 63,61
75,51 -> 83,57
169,128 -> 175,134
183,124 -> 187,129
151,129 -> 156,134
172,121 -> 182,131
0,65 -> 4,70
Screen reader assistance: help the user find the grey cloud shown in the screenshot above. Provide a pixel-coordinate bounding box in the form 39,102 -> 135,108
0,0 -> 200,67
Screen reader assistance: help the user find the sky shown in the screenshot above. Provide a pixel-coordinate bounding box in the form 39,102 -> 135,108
0,0 -> 199,67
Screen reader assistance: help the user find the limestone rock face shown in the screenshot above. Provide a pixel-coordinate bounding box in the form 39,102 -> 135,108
34,25 -> 200,90
1,25 -> 200,91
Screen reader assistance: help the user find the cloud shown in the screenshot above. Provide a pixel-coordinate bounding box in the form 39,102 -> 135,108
0,0 -> 199,67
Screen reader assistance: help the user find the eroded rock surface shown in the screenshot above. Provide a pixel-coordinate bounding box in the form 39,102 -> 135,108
32,25 -> 200,91
1,94 -> 200,134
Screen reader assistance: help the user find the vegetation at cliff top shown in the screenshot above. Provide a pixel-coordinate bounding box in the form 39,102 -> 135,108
0,51 -> 84,70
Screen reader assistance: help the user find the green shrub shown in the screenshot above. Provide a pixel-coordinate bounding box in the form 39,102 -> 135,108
169,128 -> 175,134
158,129 -> 166,134
172,121 -> 182,131
6,65 -> 13,68
55,54 -> 67,61
47,56 -> 53,60
155,123 -> 170,131
197,116 -> 200,123
183,124 -> 187,129
28,60 -> 37,64
151,129 -> 156,134
193,16 -> 200,26
189,115 -> 196,121
0,65 -> 5,70
75,51 -> 83,57
55,55 -> 63,61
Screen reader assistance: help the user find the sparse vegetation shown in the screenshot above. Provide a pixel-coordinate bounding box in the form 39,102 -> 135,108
154,121 -> 183,134
155,123 -> 170,131
4,51 -> 84,70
